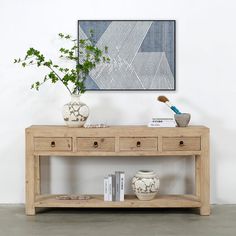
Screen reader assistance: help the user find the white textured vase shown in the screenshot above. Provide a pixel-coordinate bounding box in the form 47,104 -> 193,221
132,170 -> 160,201
62,94 -> 89,127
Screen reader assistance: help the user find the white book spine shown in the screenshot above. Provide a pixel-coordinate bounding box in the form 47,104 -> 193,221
119,172 -> 125,201
108,175 -> 112,201
104,177 -> 109,201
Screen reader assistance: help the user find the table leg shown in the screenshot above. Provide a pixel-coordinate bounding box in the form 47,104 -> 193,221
25,132 -> 36,215
195,155 -> 200,198
35,155 -> 41,195
199,133 -> 210,216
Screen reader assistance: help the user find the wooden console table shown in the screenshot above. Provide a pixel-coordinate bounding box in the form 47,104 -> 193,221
25,125 -> 210,215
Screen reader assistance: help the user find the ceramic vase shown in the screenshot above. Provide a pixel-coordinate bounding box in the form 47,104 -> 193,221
174,113 -> 191,127
62,94 -> 89,127
132,170 -> 160,201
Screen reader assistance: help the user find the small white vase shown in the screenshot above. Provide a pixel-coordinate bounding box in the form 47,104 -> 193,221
132,170 -> 160,201
62,94 -> 89,127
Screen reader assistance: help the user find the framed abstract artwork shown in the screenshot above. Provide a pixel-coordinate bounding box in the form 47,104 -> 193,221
78,20 -> 176,91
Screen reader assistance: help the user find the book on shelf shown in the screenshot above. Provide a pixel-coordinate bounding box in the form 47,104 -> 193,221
108,175 -> 112,201
112,174 -> 116,201
115,171 -> 120,201
104,171 -> 125,202
148,118 -> 176,127
119,172 -> 125,201
104,177 -> 108,201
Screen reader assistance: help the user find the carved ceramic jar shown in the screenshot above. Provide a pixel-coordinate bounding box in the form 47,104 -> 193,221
132,170 -> 160,201
62,94 -> 89,127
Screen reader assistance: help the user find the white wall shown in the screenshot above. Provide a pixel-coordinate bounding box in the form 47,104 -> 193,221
0,0 -> 236,204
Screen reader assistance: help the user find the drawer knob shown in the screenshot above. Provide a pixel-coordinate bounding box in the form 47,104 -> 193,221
136,141 -> 141,147
179,140 -> 184,146
51,141 -> 56,148
93,141 -> 98,148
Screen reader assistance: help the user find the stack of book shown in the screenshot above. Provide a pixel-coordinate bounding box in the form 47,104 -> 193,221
148,118 -> 176,127
104,171 -> 125,201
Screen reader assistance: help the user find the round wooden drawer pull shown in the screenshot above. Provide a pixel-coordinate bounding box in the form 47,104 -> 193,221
51,141 -> 56,148
179,140 -> 184,146
136,141 -> 141,147
93,141 -> 98,148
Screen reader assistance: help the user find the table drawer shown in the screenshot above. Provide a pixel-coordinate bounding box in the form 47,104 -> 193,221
162,137 -> 201,151
77,137 -> 115,152
119,137 -> 158,151
34,137 -> 72,151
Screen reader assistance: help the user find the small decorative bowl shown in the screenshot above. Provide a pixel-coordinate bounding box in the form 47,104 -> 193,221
174,113 -> 191,127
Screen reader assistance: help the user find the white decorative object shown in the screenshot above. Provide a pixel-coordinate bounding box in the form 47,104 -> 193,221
132,170 -> 160,201
62,94 -> 89,127
84,124 -> 108,128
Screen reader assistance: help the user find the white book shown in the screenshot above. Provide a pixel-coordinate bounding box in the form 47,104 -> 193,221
108,175 -> 112,201
151,118 -> 174,122
119,172 -> 125,201
148,122 -> 176,128
149,118 -> 176,127
104,177 -> 109,201
151,120 -> 176,123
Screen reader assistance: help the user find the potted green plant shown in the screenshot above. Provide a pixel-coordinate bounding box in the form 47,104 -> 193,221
14,31 -> 110,127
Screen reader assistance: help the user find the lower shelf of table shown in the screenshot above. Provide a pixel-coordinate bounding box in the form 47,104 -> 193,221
35,194 -> 201,208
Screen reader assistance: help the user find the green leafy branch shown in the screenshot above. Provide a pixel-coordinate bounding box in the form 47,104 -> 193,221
14,31 -> 110,94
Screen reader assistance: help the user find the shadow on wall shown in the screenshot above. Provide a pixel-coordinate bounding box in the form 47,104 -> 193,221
40,156 -> 194,195
40,157 -> 51,193
86,95 -> 124,125
177,96 -> 236,203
